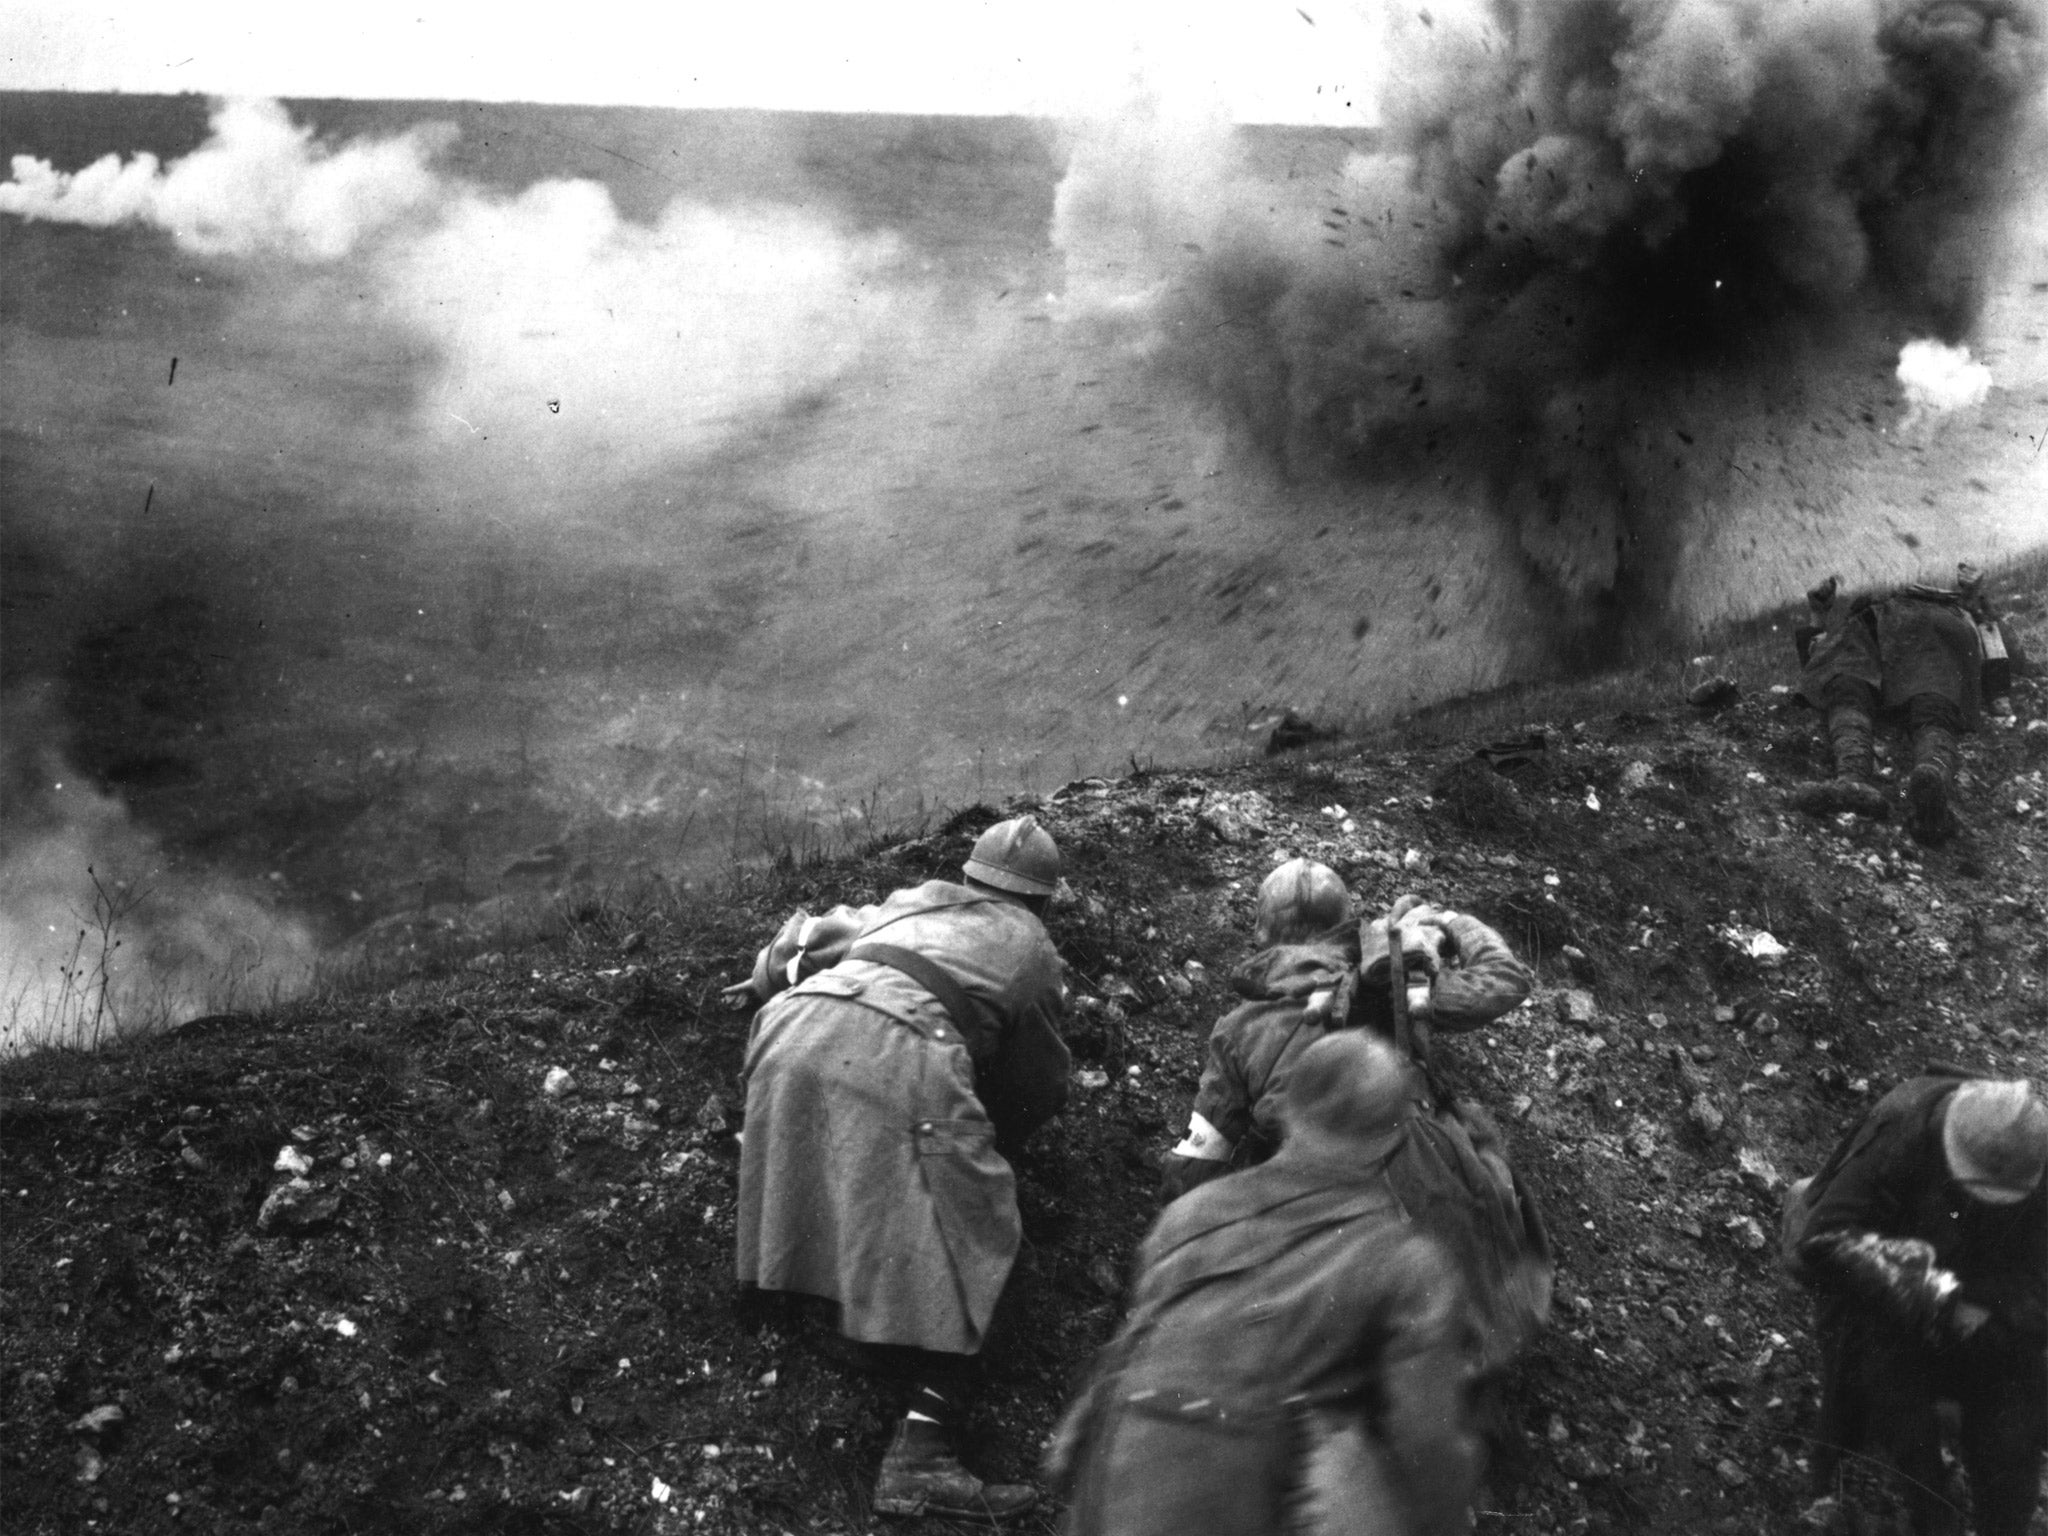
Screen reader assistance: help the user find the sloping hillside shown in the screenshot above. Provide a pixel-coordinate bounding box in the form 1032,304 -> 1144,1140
4,582 -> 2046,1536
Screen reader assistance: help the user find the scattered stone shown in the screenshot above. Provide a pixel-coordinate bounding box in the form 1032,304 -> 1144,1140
619,930 -> 647,956
1712,1005 -> 1738,1025
1562,945 -> 1596,981
257,1179 -> 342,1235
1621,760 -> 1655,792
1689,1093 -> 1727,1138
1558,990 -> 1600,1028
1725,1214 -> 1768,1251
1198,797 -> 1268,845
1076,1068 -> 1110,1091
178,1144 -> 210,1172
695,1094 -> 728,1134
542,1067 -> 578,1099
1739,1005 -> 1780,1036
1714,1457 -> 1750,1488
1719,925 -> 1788,967
1645,1012 -> 1669,1030
1737,1147 -> 1783,1192
1688,677 -> 1741,709
71,1406 -> 125,1440
274,1145 -> 314,1176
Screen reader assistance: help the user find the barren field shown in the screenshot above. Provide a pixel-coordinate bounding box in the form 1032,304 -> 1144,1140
4,586 -> 2047,1534
3,93 -> 2046,1018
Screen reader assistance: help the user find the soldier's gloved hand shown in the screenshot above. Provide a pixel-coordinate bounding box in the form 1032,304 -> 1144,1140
1806,575 -> 1840,611
720,981 -> 761,1007
1955,562 -> 1984,598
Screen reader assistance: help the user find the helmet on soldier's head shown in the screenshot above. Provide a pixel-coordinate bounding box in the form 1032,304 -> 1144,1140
963,816 -> 1061,897
1942,1080 -> 2048,1204
1276,1031 -> 1418,1163
1254,858 -> 1352,946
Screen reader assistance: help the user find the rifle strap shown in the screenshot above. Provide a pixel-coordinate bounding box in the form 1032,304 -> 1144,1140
1388,938 -> 1410,1059
847,942 -> 991,1043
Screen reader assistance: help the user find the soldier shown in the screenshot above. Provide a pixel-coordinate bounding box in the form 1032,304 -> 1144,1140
1047,1031 -> 1483,1536
1789,564 -> 2027,841
1782,1071 -> 2047,1536
1159,867 -> 1532,1198
727,816 -> 1071,1520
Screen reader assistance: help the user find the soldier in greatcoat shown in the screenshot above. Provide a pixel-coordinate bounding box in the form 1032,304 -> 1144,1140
729,815 -> 1071,1519
1160,865 -> 1533,1195
1159,863 -> 1549,1382
1047,1031 -> 1482,1536
1789,564 -> 2027,841
1782,1071 -> 2047,1536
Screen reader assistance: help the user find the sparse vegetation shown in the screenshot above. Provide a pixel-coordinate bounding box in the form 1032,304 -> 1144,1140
5,586 -> 2045,1535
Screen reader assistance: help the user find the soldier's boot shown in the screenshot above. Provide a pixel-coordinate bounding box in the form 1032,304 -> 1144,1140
1789,706 -> 1889,820
1905,724 -> 1959,845
872,1412 -> 1036,1521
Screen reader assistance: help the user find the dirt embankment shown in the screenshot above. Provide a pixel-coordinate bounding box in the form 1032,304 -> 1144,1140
4,587 -> 2047,1536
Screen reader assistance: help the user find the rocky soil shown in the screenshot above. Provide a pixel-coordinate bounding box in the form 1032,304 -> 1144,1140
5,584 -> 2048,1536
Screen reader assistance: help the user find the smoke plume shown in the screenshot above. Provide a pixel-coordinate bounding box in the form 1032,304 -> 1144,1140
1,97 -> 921,1040
2,697 -> 317,1050
1,96 -> 907,476
1054,0 -> 2046,629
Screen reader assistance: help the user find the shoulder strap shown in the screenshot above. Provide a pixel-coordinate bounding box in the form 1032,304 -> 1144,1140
846,941 -> 992,1038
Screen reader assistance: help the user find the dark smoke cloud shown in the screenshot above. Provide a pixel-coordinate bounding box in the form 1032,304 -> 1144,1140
1055,0 -> 2046,633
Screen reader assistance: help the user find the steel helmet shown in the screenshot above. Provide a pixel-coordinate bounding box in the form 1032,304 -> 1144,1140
1942,1079 -> 2048,1203
1254,858 -> 1353,946
963,815 -> 1061,897
1276,1031 -> 1417,1162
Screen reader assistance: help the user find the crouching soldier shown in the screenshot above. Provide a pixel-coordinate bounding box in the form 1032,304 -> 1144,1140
728,816 -> 1072,1520
1048,1032 -> 1482,1536
1782,1071 -> 2047,1536
1789,564 -> 2027,841
1160,867 -> 1533,1199
1157,858 -> 1356,1199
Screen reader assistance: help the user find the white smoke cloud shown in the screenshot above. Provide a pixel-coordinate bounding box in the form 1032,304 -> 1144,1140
0,97 -> 447,258
390,181 -> 903,472
1896,337 -> 1994,425
1049,101 -> 1243,322
2,729 -> 317,1052
0,96 -> 911,476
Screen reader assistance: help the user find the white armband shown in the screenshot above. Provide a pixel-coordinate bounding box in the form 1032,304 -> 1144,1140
1170,1111 -> 1235,1163
785,915 -> 825,985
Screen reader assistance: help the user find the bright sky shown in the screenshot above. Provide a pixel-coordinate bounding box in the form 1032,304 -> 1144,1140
0,0 -> 1385,124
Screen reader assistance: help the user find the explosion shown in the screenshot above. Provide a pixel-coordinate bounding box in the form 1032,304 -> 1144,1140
1055,0 -> 2046,634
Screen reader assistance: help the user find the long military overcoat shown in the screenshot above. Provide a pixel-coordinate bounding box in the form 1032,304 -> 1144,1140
1049,1134 -> 1480,1536
735,880 -> 1068,1353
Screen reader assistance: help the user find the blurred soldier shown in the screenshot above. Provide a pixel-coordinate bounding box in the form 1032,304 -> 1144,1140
1047,1032 -> 1482,1536
728,816 -> 1071,1520
1160,869 -> 1532,1198
1782,1072 -> 2047,1536
1789,564 -> 2027,841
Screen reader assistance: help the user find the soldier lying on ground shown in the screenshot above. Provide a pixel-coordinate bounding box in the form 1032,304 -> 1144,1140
724,816 -> 1071,1521
1047,1032 -> 1483,1536
1781,1070 -> 2047,1536
1789,563 -> 2027,842
1159,861 -> 1550,1380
